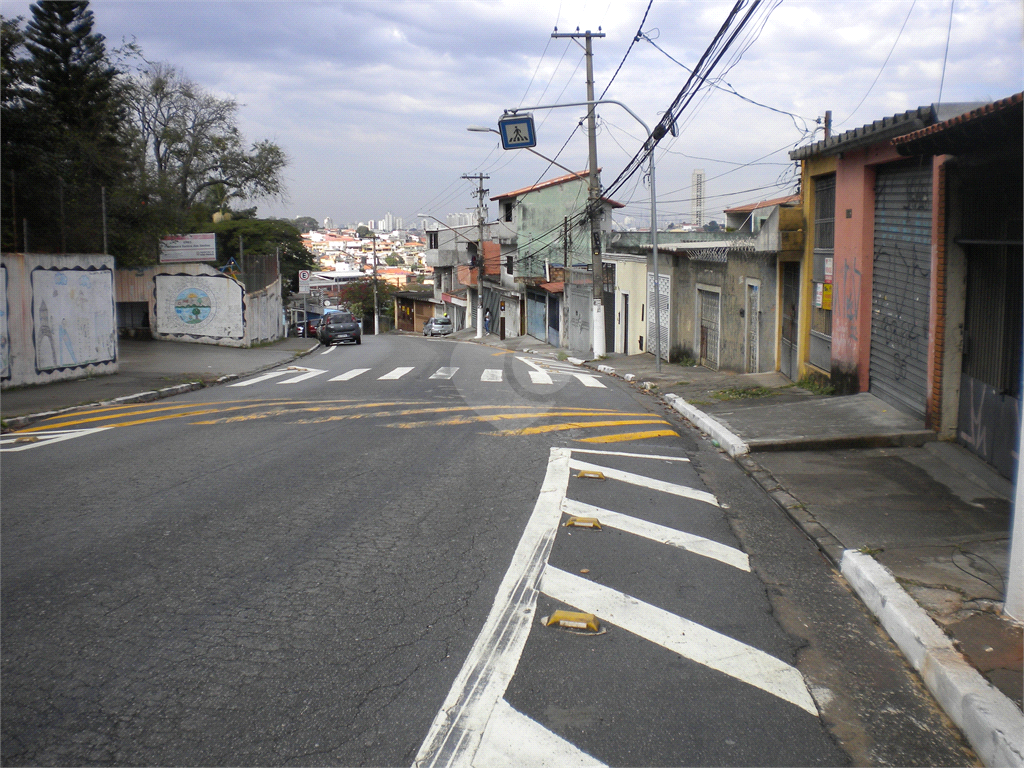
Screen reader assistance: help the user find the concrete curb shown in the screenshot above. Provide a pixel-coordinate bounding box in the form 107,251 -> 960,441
1,343 -> 320,431
663,393 -> 749,457
841,550 -> 1024,768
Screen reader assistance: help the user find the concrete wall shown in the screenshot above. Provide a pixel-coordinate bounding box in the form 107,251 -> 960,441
666,249 -> 778,372
116,263 -> 282,348
2,252 -> 118,389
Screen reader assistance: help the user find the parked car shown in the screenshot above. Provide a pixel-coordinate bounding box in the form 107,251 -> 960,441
305,317 -> 320,338
423,316 -> 453,336
318,312 -> 362,345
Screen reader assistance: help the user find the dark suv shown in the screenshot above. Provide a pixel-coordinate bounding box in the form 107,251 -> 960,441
317,312 -> 362,346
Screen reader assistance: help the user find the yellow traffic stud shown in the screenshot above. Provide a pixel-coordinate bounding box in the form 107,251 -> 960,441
576,470 -> 605,480
546,610 -> 600,632
14,436 -> 40,444
565,516 -> 602,530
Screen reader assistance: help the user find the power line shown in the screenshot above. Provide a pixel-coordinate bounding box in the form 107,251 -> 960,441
835,0 -> 917,127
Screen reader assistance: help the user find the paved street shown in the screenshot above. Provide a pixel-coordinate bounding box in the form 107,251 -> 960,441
1,335 -> 976,766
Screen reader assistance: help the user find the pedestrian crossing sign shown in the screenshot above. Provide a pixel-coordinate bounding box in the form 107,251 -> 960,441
498,114 -> 537,149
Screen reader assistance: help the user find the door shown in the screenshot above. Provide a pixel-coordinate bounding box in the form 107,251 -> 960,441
646,272 -> 670,361
780,262 -> 799,380
746,282 -> 760,373
698,288 -> 720,370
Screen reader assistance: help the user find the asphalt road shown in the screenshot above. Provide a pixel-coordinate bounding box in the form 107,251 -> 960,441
1,334 -> 976,766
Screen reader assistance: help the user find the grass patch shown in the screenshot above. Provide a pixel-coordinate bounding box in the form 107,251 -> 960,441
711,386 -> 778,401
677,356 -> 698,367
797,376 -> 836,396
557,352 -> 569,361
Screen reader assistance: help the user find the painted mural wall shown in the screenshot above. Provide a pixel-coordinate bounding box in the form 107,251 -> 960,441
154,273 -> 245,340
1,253 -> 118,389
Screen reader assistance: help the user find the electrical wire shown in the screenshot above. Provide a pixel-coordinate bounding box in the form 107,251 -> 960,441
835,0 -> 917,128
937,0 -> 955,105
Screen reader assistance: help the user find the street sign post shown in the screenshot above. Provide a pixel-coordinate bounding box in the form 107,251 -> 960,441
298,270 -> 310,294
498,114 -> 537,149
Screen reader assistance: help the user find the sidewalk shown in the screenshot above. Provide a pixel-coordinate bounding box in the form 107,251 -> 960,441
3,330 -> 1022,766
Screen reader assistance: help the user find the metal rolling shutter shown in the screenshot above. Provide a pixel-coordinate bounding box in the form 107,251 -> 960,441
870,162 -> 931,417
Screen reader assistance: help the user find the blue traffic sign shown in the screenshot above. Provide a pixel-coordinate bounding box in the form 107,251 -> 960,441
498,114 -> 537,149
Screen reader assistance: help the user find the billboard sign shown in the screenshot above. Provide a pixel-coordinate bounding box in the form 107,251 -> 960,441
159,233 -> 217,263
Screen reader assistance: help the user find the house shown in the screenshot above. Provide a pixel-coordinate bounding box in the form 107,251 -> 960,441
394,289 -> 439,333
788,94 -> 1022,478
488,169 -> 623,350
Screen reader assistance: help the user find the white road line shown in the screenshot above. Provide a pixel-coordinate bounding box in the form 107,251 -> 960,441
229,370 -> 291,387
473,698 -> 605,768
0,428 -> 111,452
430,367 -> 459,380
570,448 -> 690,462
539,566 -> 818,716
320,346 -> 336,355
329,368 -> 370,381
560,498 -> 749,572
414,448 -> 572,768
278,367 -> 327,384
516,356 -> 553,385
481,369 -> 503,382
573,373 -> 606,388
379,367 -> 414,380
568,457 -> 719,507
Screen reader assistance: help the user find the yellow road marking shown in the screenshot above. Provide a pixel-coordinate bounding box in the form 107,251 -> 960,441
494,419 -> 671,436
578,429 -> 679,443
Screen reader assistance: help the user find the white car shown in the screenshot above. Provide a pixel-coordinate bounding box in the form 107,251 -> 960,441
423,317 -> 453,336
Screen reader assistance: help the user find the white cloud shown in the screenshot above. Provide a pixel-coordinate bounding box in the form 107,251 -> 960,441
3,0 -> 1020,225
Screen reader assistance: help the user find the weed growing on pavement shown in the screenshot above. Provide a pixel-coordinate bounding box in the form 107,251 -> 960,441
678,356 -> 698,367
858,545 -> 884,556
797,375 -> 835,396
711,386 -> 777,401
557,352 -> 569,361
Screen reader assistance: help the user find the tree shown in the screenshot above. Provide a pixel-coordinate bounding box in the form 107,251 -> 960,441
192,215 -> 314,296
2,2 -> 134,253
385,254 -> 401,267
338,278 -> 395,320
126,60 -> 286,217
703,220 -> 721,233
356,224 -> 372,238
291,216 -> 319,233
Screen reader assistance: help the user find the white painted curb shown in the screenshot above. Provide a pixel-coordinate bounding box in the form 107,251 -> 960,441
841,550 -> 1024,768
663,393 -> 749,457
567,357 -> 586,366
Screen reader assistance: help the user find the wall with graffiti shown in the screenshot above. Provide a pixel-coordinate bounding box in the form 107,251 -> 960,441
1,253 -> 118,389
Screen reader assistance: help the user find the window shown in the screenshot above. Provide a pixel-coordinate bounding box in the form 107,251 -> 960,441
503,201 -> 514,222
506,253 -> 513,274
427,231 -> 438,249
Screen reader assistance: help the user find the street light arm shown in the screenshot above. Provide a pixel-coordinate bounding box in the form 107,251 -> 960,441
466,126 -> 581,178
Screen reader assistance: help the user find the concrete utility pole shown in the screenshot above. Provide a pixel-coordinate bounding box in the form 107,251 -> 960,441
552,27 -> 606,358
462,173 -> 489,339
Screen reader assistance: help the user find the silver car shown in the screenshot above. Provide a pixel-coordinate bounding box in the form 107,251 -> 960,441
423,316 -> 453,336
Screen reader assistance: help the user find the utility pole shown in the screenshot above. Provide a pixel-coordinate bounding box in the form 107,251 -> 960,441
462,173 -> 489,339
552,27 -> 605,357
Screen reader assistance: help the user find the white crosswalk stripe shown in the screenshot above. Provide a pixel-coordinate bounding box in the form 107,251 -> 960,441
573,373 -> 606,388
278,367 -> 327,384
430,367 -> 459,380
231,361 -> 613,389
329,368 -> 370,381
379,367 -> 414,380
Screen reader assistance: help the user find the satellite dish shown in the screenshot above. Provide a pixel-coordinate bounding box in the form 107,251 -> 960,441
324,300 -> 332,306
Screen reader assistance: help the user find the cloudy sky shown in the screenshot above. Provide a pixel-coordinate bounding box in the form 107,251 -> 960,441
4,0 -> 1021,229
